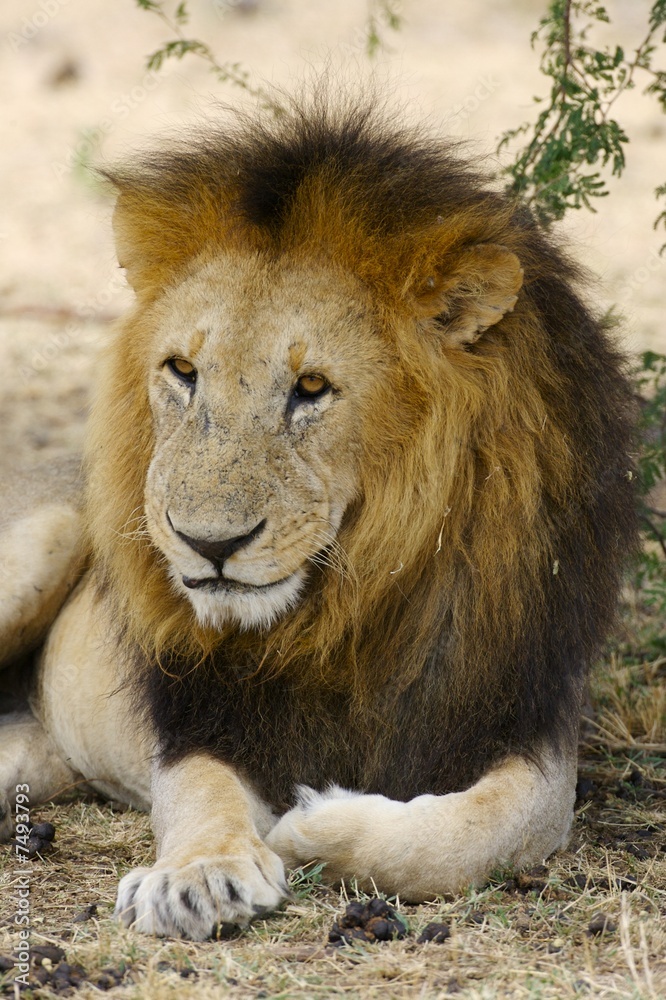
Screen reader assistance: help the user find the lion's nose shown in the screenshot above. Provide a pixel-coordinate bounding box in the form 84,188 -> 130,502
171,517 -> 267,574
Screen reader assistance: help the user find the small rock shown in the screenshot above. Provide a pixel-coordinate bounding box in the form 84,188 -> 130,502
30,822 -> 56,842
364,917 -> 392,941
339,901 -> 366,927
365,898 -> 394,919
34,964 -> 51,985
54,962 -> 86,988
588,913 -> 616,936
95,972 -> 116,990
417,921 -> 451,944
27,833 -> 53,858
516,865 -> 548,893
33,945 -> 65,965
328,898 -> 406,946
0,955 -> 14,971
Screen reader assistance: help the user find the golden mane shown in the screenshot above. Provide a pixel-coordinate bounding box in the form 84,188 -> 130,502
85,98 -> 634,709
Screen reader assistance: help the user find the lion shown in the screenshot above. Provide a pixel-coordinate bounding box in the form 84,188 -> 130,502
0,96 -> 636,940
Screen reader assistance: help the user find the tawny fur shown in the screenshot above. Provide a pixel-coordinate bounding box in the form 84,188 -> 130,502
0,95 -> 637,938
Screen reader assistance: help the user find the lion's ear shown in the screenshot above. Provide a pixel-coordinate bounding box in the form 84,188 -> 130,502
414,244 -> 524,347
110,187 -> 212,296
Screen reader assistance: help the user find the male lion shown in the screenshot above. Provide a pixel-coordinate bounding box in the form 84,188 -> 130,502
0,98 -> 636,940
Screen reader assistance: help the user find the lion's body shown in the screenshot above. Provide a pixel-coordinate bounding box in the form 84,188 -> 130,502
0,98 -> 636,938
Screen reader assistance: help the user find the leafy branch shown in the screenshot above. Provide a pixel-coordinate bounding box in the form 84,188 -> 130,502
135,0 -> 402,112
366,1 -> 402,58
633,351 -> 666,614
134,0 -> 283,113
498,0 -> 666,226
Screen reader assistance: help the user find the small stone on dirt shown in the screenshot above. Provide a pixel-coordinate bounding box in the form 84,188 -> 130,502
73,904 -> 98,923
588,913 -> 616,936
328,898 -> 406,946
565,873 -> 589,890
516,865 -> 549,893
27,832 -> 54,858
417,921 -> 451,944
30,822 -> 56,842
33,945 -> 65,965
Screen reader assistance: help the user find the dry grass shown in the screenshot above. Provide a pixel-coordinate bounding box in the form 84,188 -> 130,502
1,631 -> 665,999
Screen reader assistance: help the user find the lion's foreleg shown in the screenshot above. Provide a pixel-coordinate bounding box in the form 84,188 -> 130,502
266,748 -> 577,900
0,461 -> 85,666
0,712 -> 78,841
115,755 -> 288,939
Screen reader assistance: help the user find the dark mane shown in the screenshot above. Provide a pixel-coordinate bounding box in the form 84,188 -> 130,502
93,96 -> 638,807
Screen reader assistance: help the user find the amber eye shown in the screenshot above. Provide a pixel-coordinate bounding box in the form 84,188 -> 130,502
166,357 -> 197,386
294,374 -> 329,399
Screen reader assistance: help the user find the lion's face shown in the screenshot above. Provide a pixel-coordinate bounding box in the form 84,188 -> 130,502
142,253 -> 384,630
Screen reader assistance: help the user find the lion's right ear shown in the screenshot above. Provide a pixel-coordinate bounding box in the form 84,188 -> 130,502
111,187 -> 205,295
412,244 -> 524,347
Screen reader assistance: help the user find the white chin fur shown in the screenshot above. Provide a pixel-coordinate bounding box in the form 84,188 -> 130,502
171,568 -> 307,631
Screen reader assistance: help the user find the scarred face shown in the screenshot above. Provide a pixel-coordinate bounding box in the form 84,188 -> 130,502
142,253 -> 384,630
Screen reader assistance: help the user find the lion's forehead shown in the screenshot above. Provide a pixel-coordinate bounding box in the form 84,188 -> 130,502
152,254 -> 377,387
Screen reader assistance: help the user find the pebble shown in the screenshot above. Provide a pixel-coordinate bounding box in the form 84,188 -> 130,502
588,913 -> 616,936
417,921 -> 451,944
329,898 -> 407,946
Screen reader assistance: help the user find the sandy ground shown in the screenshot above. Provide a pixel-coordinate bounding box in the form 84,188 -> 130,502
1,0 -> 665,475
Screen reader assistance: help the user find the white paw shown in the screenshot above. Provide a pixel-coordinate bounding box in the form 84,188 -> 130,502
266,784 -> 403,870
114,843 -> 288,940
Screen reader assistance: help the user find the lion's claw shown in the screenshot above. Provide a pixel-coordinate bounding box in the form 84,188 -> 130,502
115,848 -> 287,940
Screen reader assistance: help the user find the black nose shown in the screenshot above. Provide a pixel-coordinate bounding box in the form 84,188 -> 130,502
173,518 -> 267,574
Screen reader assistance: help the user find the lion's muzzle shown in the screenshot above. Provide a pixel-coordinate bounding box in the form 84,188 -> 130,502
171,515 -> 268,576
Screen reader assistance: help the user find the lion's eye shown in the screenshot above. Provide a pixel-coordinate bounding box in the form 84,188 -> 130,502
165,357 -> 197,386
294,374 -> 329,399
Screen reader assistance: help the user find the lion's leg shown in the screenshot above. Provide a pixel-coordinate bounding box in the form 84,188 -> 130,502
0,711 -> 78,840
0,459 -> 86,666
33,577 -> 152,811
266,747 -> 577,900
115,755 -> 288,940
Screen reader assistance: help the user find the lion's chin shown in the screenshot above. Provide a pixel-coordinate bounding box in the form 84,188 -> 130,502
169,567 -> 308,632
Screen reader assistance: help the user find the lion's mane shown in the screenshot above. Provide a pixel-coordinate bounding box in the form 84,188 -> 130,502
85,96 -> 636,804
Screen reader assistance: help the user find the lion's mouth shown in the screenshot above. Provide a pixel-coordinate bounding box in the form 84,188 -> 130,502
174,564 -> 309,630
181,574 -> 294,594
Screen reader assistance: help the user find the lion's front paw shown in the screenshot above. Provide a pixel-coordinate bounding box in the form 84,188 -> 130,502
114,842 -> 288,940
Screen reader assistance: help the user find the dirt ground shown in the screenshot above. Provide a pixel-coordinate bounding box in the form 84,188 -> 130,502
1,2 -> 665,998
